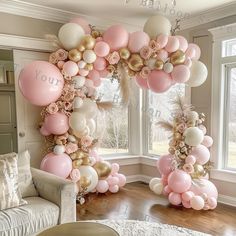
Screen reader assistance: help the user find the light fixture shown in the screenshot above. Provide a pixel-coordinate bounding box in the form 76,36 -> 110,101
125,0 -> 177,8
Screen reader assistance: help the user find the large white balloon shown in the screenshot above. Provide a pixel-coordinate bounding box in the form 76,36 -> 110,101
187,61 -> 208,87
87,118 -> 96,135
79,98 -> 98,119
73,97 -> 83,109
143,15 -> 171,39
58,23 -> 85,50
69,112 -> 86,132
78,165 -> 98,193
184,127 -> 204,147
149,178 -> 161,191
72,76 -> 86,88
153,183 -> 164,195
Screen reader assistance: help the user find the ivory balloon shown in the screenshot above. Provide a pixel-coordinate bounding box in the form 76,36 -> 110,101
153,183 -> 164,195
87,118 -> 96,135
83,50 -> 97,64
73,97 -> 83,109
93,161 -> 112,179
79,98 -> 98,119
149,178 -> 161,191
190,196 -> 205,210
69,112 -> 87,132
184,127 -> 204,147
72,76 -> 86,88
53,145 -> 65,155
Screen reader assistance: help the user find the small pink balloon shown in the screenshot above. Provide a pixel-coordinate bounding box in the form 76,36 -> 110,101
207,197 -> 217,209
182,191 -> 195,202
99,69 -> 109,78
135,75 -> 149,89
185,155 -> 196,165
184,57 -> 192,68
107,176 -> 119,186
168,169 -> 192,193
70,17 -> 90,34
57,60 -> 65,69
182,200 -> 191,208
191,144 -> 210,165
88,69 -> 100,81
111,163 -> 120,175
164,185 -> 172,194
44,112 -> 69,135
40,152 -> 72,178
93,57 -> 107,71
171,65 -> 190,83
187,43 -> 201,60
161,174 -> 168,186
19,61 -> 64,106
176,35 -> 188,52
156,34 -> 168,49
63,61 -> 79,77
128,31 -> 150,53
147,70 -> 172,93
96,180 -> 109,193
40,126 -> 51,136
198,125 -> 207,135
156,49 -> 168,61
157,154 -> 173,175
103,25 -> 129,51
168,192 -> 182,205
202,135 -> 213,148
93,78 -> 102,87
116,173 -> 126,187
85,79 -> 94,88
94,41 -> 110,57
69,169 -> 81,183
165,36 -> 180,53
109,184 -> 119,193
78,69 -> 89,76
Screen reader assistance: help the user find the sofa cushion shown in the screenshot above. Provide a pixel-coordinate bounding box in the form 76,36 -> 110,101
18,151 -> 38,198
0,197 -> 59,236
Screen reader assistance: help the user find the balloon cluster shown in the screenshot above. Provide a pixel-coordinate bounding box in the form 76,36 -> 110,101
150,107 -> 218,211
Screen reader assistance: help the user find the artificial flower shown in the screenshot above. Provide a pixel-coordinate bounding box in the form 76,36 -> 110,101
140,46 -> 152,60
46,103 -> 58,114
69,169 -> 80,183
177,123 -> 187,133
55,49 -> 68,61
149,40 -> 160,52
106,51 -> 120,65
140,66 -> 151,79
49,52 -> 58,64
65,142 -> 78,154
81,135 -> 93,147
183,163 -> 194,174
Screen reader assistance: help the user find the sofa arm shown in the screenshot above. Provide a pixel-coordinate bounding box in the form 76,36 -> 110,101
31,168 -> 76,224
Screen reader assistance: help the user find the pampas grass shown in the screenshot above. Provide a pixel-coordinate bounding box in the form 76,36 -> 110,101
44,34 -> 63,49
156,120 -> 174,132
96,101 -> 114,111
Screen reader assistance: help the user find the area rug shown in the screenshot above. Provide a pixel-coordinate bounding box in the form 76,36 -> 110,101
87,220 -> 211,236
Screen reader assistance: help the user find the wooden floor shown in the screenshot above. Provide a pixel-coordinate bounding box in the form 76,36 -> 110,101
77,182 -> 236,236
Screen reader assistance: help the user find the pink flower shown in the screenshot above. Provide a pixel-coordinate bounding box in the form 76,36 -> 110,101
140,46 -> 152,60
49,53 -> 58,64
140,66 -> 151,79
183,163 -> 194,174
69,169 -> 80,183
62,101 -> 72,111
62,91 -> 75,102
65,142 -> 78,154
46,103 -> 58,114
177,123 -> 187,133
106,51 -> 120,65
149,40 -> 160,52
55,49 -> 68,61
81,135 -> 92,147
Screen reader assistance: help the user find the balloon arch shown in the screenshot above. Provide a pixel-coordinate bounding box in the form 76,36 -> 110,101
19,15 -> 217,208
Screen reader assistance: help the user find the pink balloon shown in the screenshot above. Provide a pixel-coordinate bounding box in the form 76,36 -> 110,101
19,61 -> 64,106
40,152 -> 72,178
156,34 -> 168,49
85,79 -> 94,88
94,41 -> 110,57
94,57 -> 107,71
135,75 -> 149,89
109,184 -> 119,193
184,57 -> 192,68
88,69 -> 100,81
198,125 -> 207,135
63,61 -> 79,77
164,185 -> 172,194
207,197 -> 217,209
57,61 -> 65,69
168,170 -> 192,193
99,69 -> 109,78
161,174 -> 168,186
107,176 -> 119,186
191,145 -> 210,165
187,43 -> 201,60
147,70 -> 172,93
93,78 -> 102,87
156,49 -> 168,61
168,192 -> 182,205
171,65 -> 190,83
185,155 -> 196,165
103,25 -> 129,51
78,69 -> 89,76
116,173 -> 126,187
40,126 -> 51,136
182,191 -> 195,202
176,35 -> 188,52
96,180 -> 109,193
165,36 -> 180,53
128,31 -> 150,53
182,200 -> 191,208
202,136 -> 213,148
70,17 -> 90,34
111,163 -> 120,175
157,154 -> 173,175
43,112 -> 69,135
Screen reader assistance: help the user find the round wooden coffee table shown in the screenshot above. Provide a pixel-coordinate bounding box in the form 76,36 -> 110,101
38,222 -> 119,236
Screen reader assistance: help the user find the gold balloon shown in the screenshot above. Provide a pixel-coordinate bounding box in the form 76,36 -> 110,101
170,50 -> 186,65
77,44 -> 85,52
80,176 -> 91,189
80,35 -> 96,50
154,60 -> 164,70
73,159 -> 83,169
191,164 -> 205,179
93,161 -> 112,179
127,54 -> 144,72
68,49 -> 82,62
84,63 -> 93,71
119,48 -> 131,60
82,156 -> 91,166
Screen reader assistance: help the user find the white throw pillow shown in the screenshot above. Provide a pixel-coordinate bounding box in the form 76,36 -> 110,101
18,150 -> 38,198
0,153 -> 27,210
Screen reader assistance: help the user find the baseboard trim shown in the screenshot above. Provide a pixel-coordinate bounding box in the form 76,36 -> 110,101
218,194 -> 236,207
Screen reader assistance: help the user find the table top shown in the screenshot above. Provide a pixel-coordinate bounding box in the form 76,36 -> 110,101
37,222 -> 119,236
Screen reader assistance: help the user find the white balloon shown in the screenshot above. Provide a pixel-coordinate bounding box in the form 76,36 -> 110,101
68,135 -> 77,143
153,183 -> 164,195
58,23 -> 85,50
83,50 -> 97,64
73,97 -> 84,109
78,165 -> 98,193
186,111 -> 199,121
163,63 -> 174,73
187,61 -> 208,87
73,126 -> 90,138
147,58 -> 156,70
149,178 -> 161,191
143,15 -> 171,39
72,76 -> 86,88
184,127 -> 204,147
69,112 -> 86,132
79,98 -> 98,119
190,196 -> 205,210
77,60 -> 86,69
53,145 -> 65,155
87,118 -> 96,135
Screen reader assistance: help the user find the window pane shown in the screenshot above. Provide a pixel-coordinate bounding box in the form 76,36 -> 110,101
147,84 -> 185,156
96,78 -> 128,155
222,38 -> 236,57
226,67 -> 236,169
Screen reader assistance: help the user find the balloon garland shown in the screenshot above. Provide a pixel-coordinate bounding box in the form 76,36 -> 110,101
149,97 -> 218,210
18,14 -> 209,204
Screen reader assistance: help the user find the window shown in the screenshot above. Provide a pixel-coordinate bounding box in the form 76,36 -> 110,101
222,38 -> 236,57
96,78 -> 129,155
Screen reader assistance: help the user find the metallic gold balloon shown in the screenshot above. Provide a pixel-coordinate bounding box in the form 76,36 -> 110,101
93,161 -> 112,179
77,44 -> 85,52
84,63 -> 93,71
73,159 -> 83,169
80,35 -> 96,50
68,49 -> 82,62
80,176 -> 91,189
191,164 -> 205,178
170,50 -> 186,65
82,156 -> 91,166
119,48 -> 131,60
127,54 -> 144,72
154,60 -> 164,70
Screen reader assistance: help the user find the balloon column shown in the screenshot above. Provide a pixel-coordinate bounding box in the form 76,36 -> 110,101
149,100 -> 218,210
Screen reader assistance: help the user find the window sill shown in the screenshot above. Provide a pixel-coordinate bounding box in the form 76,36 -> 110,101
210,169 -> 236,183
